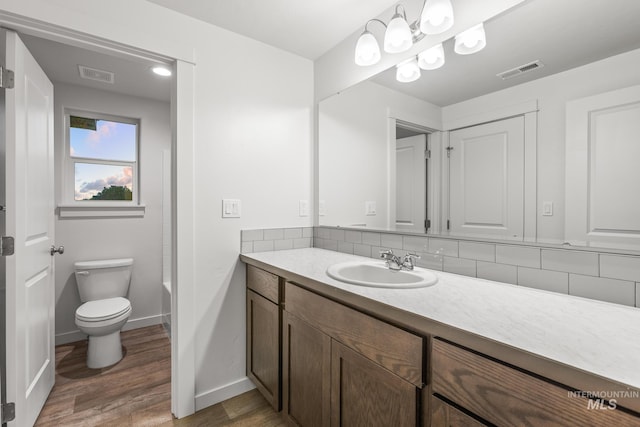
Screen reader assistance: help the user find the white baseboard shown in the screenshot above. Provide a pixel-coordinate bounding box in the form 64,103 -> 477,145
122,314 -> 163,331
195,377 -> 256,412
55,330 -> 87,346
55,314 -> 163,346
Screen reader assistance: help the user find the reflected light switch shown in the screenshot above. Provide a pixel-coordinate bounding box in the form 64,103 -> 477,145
365,201 -> 377,216
299,200 -> 309,217
319,200 -> 326,216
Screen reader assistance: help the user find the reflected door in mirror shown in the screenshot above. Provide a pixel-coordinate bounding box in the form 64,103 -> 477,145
449,116 -> 525,240
396,134 -> 427,233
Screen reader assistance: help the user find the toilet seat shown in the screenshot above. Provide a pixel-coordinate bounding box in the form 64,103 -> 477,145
76,297 -> 131,322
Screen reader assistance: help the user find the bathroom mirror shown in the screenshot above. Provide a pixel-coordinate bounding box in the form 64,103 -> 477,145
318,0 -> 640,247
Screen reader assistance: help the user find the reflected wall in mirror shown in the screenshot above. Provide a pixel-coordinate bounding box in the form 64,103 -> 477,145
318,0 -> 640,250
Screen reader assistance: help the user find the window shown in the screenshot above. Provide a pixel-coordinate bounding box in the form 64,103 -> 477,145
66,111 -> 139,203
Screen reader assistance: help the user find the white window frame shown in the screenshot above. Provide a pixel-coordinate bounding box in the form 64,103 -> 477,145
59,109 -> 145,218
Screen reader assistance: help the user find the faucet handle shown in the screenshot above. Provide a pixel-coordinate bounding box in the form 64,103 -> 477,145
402,253 -> 421,269
379,249 -> 394,259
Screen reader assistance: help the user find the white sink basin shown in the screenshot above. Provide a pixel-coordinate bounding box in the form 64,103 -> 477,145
326,261 -> 438,288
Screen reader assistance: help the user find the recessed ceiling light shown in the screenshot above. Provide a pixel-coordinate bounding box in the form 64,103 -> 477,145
152,66 -> 172,77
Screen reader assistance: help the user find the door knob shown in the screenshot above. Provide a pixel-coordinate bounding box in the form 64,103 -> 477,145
50,245 -> 64,256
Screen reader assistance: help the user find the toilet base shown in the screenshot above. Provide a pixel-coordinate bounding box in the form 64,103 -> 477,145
87,330 -> 123,369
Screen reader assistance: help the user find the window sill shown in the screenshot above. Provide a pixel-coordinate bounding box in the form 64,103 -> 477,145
58,204 -> 146,218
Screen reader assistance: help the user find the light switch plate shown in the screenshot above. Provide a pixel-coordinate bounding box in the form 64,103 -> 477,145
365,201 -> 377,216
299,200 -> 309,217
319,200 -> 326,216
542,201 -> 553,216
222,199 -> 241,218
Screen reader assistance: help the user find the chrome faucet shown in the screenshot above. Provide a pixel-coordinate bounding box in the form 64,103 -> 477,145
379,249 -> 421,271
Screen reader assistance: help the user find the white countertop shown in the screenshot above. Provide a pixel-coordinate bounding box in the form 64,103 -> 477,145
242,248 -> 640,391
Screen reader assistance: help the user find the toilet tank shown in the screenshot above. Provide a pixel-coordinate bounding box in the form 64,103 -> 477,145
74,258 -> 134,302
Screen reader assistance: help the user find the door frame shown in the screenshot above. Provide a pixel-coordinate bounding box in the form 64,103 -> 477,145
0,15 -> 197,419
387,115 -> 441,234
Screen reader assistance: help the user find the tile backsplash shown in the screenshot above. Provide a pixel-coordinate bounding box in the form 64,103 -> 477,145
314,226 -> 640,308
240,225 -> 639,308
241,227 -> 313,253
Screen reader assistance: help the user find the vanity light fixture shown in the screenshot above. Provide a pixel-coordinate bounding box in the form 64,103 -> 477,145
152,66 -> 172,77
454,23 -> 486,55
417,43 -> 445,70
420,0 -> 454,35
396,57 -> 421,83
355,0 -> 455,66
355,0 -> 486,83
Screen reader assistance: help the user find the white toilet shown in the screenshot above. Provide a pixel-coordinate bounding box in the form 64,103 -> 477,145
74,258 -> 133,369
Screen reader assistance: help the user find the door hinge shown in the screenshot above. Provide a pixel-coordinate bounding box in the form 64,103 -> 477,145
446,146 -> 454,158
447,220 -> 450,230
0,66 -> 15,89
0,236 -> 15,256
425,149 -> 431,160
1,402 -> 16,423
425,219 -> 431,230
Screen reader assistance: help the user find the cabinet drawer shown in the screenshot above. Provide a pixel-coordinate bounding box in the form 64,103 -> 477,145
430,396 -> 487,427
247,265 -> 279,303
285,282 -> 423,387
432,338 -> 640,427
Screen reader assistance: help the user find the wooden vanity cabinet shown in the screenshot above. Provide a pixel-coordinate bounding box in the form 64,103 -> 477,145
245,260 -> 640,426
246,265 -> 281,410
283,282 -> 423,427
431,338 -> 640,427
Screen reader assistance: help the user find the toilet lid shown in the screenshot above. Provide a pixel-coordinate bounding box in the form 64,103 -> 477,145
76,297 -> 131,322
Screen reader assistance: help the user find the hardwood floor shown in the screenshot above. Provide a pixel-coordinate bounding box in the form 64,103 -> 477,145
35,325 -> 286,426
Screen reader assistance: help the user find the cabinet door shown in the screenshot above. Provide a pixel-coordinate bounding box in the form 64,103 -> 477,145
246,290 -> 280,410
331,341 -> 417,427
283,312 -> 331,427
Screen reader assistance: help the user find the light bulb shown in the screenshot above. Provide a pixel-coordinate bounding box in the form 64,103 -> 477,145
355,31 -> 381,66
418,44 -> 445,70
396,58 -> 421,83
384,14 -> 413,53
454,23 -> 486,55
420,0 -> 454,35
152,66 -> 172,76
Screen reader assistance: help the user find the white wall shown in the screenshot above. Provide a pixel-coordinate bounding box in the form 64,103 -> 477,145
0,0 -> 313,413
442,48 -> 640,243
53,82 -> 170,343
319,81 -> 439,228
189,26 -> 312,409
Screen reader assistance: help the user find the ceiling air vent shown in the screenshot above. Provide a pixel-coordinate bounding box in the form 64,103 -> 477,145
497,60 -> 544,80
78,65 -> 115,84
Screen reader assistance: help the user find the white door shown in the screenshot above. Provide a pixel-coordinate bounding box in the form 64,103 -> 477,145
565,84 -> 640,249
395,135 -> 426,232
448,116 -> 524,239
3,29 -> 55,427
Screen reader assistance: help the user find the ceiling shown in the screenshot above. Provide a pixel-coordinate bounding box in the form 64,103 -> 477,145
20,34 -> 172,103
18,0 -> 640,108
372,0 -> 640,106
146,0 -> 399,60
